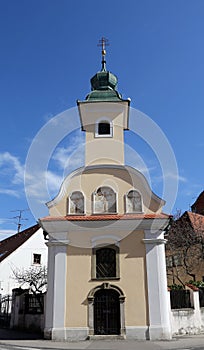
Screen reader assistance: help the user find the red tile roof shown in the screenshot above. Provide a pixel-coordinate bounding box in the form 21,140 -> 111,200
41,213 -> 170,222
191,191 -> 204,215
0,224 -> 40,263
186,211 -> 204,233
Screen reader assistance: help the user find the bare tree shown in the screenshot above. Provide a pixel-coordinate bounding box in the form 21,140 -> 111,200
12,266 -> 47,313
12,265 -> 47,293
166,211 -> 204,287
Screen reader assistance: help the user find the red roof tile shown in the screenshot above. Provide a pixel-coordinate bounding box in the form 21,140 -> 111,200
186,284 -> 199,291
0,224 -> 40,263
41,213 -> 170,222
191,191 -> 204,215
186,211 -> 204,233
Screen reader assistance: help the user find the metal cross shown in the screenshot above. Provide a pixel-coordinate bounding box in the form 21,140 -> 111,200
98,37 -> 109,57
98,37 -> 109,70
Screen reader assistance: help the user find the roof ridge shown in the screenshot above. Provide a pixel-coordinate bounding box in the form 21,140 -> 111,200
0,223 -> 39,245
0,223 -> 41,263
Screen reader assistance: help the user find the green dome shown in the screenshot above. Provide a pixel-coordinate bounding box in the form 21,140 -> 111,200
86,69 -> 123,102
91,71 -> 118,91
83,40 -> 127,102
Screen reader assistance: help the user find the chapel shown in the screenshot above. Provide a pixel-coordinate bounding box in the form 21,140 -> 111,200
40,39 -> 172,341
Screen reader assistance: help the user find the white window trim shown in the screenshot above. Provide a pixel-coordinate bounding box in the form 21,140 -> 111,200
125,189 -> 144,213
95,118 -> 113,138
67,191 -> 85,215
92,186 -> 118,214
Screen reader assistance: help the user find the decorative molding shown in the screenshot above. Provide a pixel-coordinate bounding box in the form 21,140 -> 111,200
46,164 -> 165,209
87,283 -> 125,338
46,239 -> 70,247
91,235 -> 120,247
143,238 -> 167,245
88,283 -> 125,299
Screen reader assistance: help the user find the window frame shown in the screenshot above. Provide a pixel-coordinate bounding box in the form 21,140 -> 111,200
67,191 -> 85,215
33,253 -> 41,265
95,118 -> 113,138
125,189 -> 143,214
92,186 -> 118,214
91,245 -> 120,280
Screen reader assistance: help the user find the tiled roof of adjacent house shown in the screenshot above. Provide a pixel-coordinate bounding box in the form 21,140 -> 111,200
41,213 -> 170,222
191,191 -> 204,215
0,224 -> 40,263
186,211 -> 204,233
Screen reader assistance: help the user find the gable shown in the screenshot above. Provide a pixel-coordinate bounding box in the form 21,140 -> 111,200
0,224 -> 40,263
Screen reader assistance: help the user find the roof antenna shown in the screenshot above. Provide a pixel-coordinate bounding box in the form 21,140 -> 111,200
97,37 -> 109,71
10,209 -> 29,233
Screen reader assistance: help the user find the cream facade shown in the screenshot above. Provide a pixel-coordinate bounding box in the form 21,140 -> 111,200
40,52 -> 172,341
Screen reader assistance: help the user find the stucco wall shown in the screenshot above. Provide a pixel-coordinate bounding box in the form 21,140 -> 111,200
49,166 -> 163,217
79,101 -> 128,166
170,291 -> 204,335
85,120 -> 125,166
65,230 -> 148,328
0,228 -> 48,296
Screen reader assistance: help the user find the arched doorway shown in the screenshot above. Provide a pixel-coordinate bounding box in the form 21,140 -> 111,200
94,289 -> 120,335
88,283 -> 125,337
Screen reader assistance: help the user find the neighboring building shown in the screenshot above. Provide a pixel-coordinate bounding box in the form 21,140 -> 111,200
0,224 -> 48,296
191,191 -> 204,215
166,211 -> 204,286
40,44 -> 172,341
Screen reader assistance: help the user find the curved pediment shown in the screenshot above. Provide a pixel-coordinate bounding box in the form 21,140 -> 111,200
47,165 -> 165,216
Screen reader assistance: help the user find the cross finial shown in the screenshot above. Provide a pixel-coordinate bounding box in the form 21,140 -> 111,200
98,37 -> 109,71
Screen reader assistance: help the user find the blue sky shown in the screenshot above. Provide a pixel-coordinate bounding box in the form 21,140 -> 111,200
0,0 -> 203,238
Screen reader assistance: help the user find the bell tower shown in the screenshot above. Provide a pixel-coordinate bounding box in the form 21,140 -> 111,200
77,38 -> 130,167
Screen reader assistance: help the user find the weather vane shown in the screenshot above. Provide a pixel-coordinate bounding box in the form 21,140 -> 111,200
98,37 -> 109,71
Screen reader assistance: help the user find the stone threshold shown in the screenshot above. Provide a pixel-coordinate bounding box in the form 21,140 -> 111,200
88,334 -> 125,340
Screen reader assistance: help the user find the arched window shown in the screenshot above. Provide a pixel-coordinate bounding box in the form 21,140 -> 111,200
68,191 -> 84,214
126,190 -> 142,213
98,122 -> 110,135
95,120 -> 113,137
93,186 -> 116,214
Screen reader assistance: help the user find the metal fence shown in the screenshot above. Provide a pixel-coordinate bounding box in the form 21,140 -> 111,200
0,294 -> 12,327
199,287 -> 204,307
24,294 -> 44,314
170,289 -> 192,309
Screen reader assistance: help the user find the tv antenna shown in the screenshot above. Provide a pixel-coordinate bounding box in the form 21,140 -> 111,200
10,209 -> 29,233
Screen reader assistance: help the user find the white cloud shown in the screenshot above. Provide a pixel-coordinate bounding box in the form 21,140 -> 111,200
0,229 -> 16,240
52,134 -> 85,172
0,189 -> 20,197
24,134 -> 85,214
0,218 -> 11,225
153,172 -> 187,183
46,170 -> 63,193
25,170 -> 62,201
0,152 -> 24,185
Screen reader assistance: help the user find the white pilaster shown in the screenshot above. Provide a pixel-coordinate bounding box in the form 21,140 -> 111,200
44,238 -> 68,340
143,230 -> 172,340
